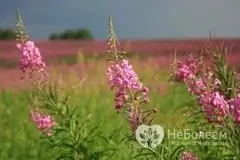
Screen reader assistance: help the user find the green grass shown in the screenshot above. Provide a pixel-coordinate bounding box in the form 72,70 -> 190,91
0,57 -> 191,159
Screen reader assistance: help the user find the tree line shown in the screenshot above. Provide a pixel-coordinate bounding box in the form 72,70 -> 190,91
0,27 -> 94,40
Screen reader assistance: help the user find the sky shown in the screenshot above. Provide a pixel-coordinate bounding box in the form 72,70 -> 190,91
0,0 -> 240,40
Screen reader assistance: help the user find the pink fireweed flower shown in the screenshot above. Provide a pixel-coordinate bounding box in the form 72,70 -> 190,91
187,77 -> 206,96
181,151 -> 199,160
199,91 -> 228,123
211,92 -> 228,112
210,92 -> 228,121
185,69 -> 228,123
106,59 -> 149,111
173,59 -> 197,83
187,70 -> 220,97
17,41 -> 47,78
30,110 -> 56,136
228,94 -> 240,123
107,59 -> 143,90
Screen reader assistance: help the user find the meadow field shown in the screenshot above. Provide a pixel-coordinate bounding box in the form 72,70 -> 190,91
1,16 -> 240,159
0,52 -> 193,159
0,41 -> 240,159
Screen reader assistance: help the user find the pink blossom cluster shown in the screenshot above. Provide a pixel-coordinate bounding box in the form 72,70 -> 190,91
181,151 -> 199,160
30,110 -> 56,136
228,95 -> 240,123
106,59 -> 149,112
187,77 -> 206,96
173,55 -> 240,124
200,91 -> 228,123
173,58 -> 197,82
106,59 -> 152,132
187,71 -> 218,95
17,41 -> 46,78
174,60 -> 230,123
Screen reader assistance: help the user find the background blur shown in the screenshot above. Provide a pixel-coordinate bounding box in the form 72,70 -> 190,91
0,0 -> 240,88
1,0 -> 240,39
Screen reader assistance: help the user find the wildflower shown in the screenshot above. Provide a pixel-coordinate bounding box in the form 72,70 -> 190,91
187,77 -> 206,96
106,17 -> 155,134
211,92 -> 228,112
17,40 -> 47,79
30,109 -> 56,136
173,59 -> 197,83
106,59 -> 143,90
106,59 -> 149,111
228,94 -> 240,123
181,151 -> 199,160
199,91 -> 228,123
184,68 -> 228,123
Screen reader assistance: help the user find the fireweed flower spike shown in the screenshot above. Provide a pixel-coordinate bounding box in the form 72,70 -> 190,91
173,54 -> 230,123
30,109 -> 56,136
17,41 -> 47,77
106,17 -> 149,111
174,61 -> 196,82
171,53 -> 198,83
106,16 -> 155,133
15,10 -> 54,136
106,59 -> 149,111
15,10 -> 47,81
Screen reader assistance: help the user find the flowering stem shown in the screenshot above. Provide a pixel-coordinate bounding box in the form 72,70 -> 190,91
108,16 -> 119,62
113,38 -> 118,62
127,86 -> 137,106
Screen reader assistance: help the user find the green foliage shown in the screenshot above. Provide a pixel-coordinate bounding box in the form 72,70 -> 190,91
0,79 -> 190,160
212,46 -> 239,99
31,81 -> 119,160
49,28 -> 94,40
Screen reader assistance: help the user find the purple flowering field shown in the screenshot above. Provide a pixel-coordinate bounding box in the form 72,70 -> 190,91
1,13 -> 240,160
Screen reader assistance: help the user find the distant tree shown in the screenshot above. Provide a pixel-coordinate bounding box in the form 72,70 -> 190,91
49,33 -> 59,40
0,28 -> 16,40
49,28 -> 93,40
